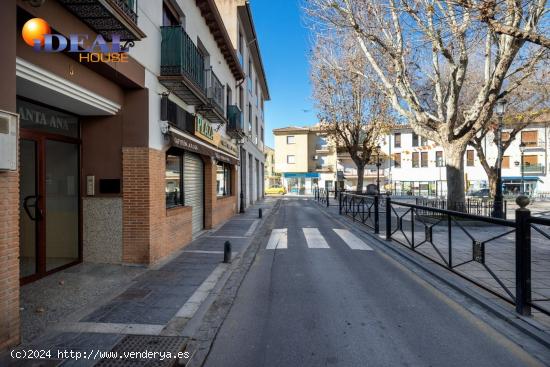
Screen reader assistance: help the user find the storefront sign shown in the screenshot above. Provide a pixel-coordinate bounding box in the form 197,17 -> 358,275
195,114 -> 214,143
17,99 -> 79,138
170,132 -> 238,165
219,137 -> 238,157
283,172 -> 320,178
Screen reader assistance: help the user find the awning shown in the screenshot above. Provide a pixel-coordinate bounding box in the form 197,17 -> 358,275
169,129 -> 239,166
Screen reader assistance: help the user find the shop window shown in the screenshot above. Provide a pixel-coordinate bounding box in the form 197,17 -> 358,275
166,153 -> 183,208
216,162 -> 231,197
394,133 -> 401,148
412,133 -> 419,147
412,152 -> 419,168
502,156 -> 510,169
421,152 -> 428,167
436,151 -> 444,167
394,153 -> 401,168
287,136 -> 295,144
466,150 -> 474,166
287,155 -> 295,164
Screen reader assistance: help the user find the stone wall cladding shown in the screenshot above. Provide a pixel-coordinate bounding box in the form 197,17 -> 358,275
0,170 -> 20,350
83,197 -> 123,264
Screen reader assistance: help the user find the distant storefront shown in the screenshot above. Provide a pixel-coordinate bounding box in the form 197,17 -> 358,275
282,172 -> 320,194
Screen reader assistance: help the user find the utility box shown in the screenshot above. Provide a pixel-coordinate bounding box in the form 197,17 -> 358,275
0,110 -> 19,171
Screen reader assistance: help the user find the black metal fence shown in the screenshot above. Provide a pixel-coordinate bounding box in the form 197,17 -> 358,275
415,198 -> 508,220
317,192 -> 549,317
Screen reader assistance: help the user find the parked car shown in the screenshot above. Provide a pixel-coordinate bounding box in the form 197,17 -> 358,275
265,185 -> 286,195
468,188 -> 490,198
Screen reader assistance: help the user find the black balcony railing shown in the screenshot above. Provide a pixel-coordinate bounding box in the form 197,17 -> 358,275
113,0 -> 138,23
227,105 -> 244,138
206,68 -> 224,115
161,26 -> 206,91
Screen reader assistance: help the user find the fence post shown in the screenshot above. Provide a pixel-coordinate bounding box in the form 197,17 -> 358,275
374,195 -> 380,234
515,196 -> 532,316
326,188 -> 329,208
385,197 -> 391,240
339,192 -> 343,215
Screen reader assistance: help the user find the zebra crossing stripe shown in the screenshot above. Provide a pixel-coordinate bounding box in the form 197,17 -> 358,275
333,229 -> 373,251
266,228 -> 287,249
303,228 -> 330,248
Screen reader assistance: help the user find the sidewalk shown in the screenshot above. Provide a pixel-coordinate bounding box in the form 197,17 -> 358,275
2,198 -> 276,367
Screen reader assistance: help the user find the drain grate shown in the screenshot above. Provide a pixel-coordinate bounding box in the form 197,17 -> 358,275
94,335 -> 188,367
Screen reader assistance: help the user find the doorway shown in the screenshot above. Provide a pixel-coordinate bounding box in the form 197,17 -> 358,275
19,132 -> 80,283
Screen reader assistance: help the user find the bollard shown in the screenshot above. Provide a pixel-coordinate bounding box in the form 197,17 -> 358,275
259,208 -> 263,218
223,241 -> 231,263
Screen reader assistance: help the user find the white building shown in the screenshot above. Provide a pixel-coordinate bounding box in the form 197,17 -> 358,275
367,121 -> 550,196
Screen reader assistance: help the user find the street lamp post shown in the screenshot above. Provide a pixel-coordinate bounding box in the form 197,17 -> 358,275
376,144 -> 381,194
236,139 -> 246,214
492,99 -> 507,219
519,142 -> 526,195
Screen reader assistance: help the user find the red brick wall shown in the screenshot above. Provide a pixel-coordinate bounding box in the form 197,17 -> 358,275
122,147 -> 193,265
0,171 -> 20,351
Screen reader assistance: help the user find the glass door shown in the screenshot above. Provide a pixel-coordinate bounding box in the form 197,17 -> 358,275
19,132 -> 80,283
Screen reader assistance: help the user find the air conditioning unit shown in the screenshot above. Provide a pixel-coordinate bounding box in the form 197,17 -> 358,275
0,111 -> 18,171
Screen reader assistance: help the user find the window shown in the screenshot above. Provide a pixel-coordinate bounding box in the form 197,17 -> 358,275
238,30 -> 244,55
412,152 -> 419,168
287,155 -> 295,164
436,151 -> 444,167
238,86 -> 244,110
287,136 -> 295,144
421,136 -> 428,146
248,103 -> 252,132
394,133 -> 401,148
521,130 -> 538,147
226,85 -> 232,118
524,155 -> 538,166
502,132 -> 511,142
412,133 -> 419,147
261,127 -> 264,142
421,152 -> 428,167
466,150 -> 474,166
394,153 -> 401,168
502,156 -> 510,169
216,162 -> 231,196
162,2 -> 181,26
255,116 -> 259,137
166,153 -> 183,208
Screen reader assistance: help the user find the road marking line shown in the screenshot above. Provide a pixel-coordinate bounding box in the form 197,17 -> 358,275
303,228 -> 330,248
266,228 -> 287,249
176,263 -> 228,318
333,229 -> 373,251
244,219 -> 260,236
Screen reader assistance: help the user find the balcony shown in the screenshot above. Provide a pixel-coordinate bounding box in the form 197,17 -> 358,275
160,26 -> 207,106
520,140 -> 545,150
316,144 -> 331,153
58,0 -> 145,41
522,163 -> 545,174
197,68 -> 226,124
227,105 -> 244,138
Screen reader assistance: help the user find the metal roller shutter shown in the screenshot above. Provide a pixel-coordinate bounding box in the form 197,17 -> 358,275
184,152 -> 204,235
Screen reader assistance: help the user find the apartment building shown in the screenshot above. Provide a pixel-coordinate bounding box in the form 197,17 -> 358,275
381,120 -> 550,196
264,145 -> 280,189
215,0 -> 270,208
273,126 -> 337,194
0,0 -> 268,350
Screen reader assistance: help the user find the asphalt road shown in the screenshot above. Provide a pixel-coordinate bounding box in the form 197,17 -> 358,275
203,198 -> 543,367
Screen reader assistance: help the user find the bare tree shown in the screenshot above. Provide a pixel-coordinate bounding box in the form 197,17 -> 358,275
456,0 -> 550,49
311,36 -> 391,193
305,0 -> 549,209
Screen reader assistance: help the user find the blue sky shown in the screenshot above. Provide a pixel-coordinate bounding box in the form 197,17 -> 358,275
250,0 -> 318,148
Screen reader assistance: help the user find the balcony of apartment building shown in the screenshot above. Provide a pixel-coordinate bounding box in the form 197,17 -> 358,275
159,26 -> 227,125
226,105 -> 244,139
315,143 -> 332,153
522,163 -> 546,175
58,0 -> 146,41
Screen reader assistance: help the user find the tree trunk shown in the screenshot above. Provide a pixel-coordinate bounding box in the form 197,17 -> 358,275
487,169 -> 498,198
356,164 -> 365,194
445,144 -> 466,211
